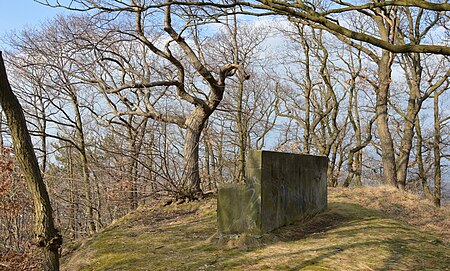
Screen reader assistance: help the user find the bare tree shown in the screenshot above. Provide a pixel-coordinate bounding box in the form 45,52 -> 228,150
0,51 -> 61,271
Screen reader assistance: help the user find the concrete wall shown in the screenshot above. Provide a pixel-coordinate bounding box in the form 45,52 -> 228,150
218,150 -> 328,234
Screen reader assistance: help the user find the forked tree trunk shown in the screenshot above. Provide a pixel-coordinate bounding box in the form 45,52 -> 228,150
396,100 -> 419,189
0,52 -> 61,270
396,53 -> 423,190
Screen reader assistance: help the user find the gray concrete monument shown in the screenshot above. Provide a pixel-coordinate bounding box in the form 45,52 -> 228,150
217,150 -> 328,234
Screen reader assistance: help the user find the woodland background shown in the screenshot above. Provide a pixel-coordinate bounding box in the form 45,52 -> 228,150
0,0 -> 449,269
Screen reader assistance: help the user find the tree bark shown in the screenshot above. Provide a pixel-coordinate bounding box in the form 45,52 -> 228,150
237,77 -> 247,183
433,89 -> 441,207
72,94 -> 96,234
183,107 -> 208,197
415,117 -> 436,202
395,94 -> 419,190
376,50 -> 398,187
0,51 -> 61,270
396,53 -> 423,189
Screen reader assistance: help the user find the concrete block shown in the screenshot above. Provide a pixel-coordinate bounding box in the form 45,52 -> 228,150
217,150 -> 328,234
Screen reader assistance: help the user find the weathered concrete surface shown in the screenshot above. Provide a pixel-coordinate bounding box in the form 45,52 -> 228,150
217,182 -> 261,234
218,150 -> 328,234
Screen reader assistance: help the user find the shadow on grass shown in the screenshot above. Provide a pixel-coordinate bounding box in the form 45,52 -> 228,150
211,202 -> 450,270
64,201 -> 450,271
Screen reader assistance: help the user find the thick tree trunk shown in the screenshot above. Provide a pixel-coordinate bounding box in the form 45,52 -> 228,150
183,107 -> 208,198
376,51 -> 397,187
0,52 -> 61,270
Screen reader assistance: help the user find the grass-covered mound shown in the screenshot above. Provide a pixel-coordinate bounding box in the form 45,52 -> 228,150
62,186 -> 450,271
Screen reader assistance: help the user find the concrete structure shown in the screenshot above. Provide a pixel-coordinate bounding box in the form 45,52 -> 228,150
217,150 -> 328,234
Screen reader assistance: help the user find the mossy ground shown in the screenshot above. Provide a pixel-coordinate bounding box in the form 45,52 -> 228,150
62,187 -> 450,271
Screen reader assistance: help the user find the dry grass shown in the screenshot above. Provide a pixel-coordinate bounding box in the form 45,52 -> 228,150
330,186 -> 450,241
62,186 -> 450,271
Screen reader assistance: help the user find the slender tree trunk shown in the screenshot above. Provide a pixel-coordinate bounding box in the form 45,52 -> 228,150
0,52 -> 61,270
355,151 -> 363,186
67,146 -> 77,240
328,143 -> 339,187
343,150 -> 355,188
415,117 -> 435,201
433,90 -> 441,207
72,95 -> 96,233
80,144 -> 96,233
396,53 -> 423,190
148,130 -> 156,194
396,98 -> 419,190
344,78 -> 362,187
203,128 -> 212,190
129,158 -> 138,210
217,124 -> 225,184
237,78 -> 247,183
37,89 -> 47,173
302,34 -> 312,154
353,87 -> 363,187
0,110 -> 3,148
206,130 -> 217,191
229,13 -> 248,183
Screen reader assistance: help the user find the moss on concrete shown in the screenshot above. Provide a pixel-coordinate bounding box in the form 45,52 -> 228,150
218,150 -> 328,234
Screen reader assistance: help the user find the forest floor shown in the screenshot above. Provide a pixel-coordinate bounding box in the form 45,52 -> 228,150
62,186 -> 450,271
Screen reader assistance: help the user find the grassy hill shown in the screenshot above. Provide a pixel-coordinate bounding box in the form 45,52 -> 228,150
62,187 -> 450,271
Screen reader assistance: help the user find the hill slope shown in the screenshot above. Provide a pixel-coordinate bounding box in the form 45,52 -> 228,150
62,187 -> 450,271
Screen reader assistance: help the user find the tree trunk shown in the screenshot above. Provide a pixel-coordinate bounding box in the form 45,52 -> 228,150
328,142 -> 339,187
237,78 -> 247,183
37,89 -> 48,173
396,53 -> 423,190
433,90 -> 441,207
415,117 -> 436,202
0,52 -> 61,270
0,110 -> 3,148
355,151 -> 362,186
203,128 -> 213,190
395,96 -> 419,190
71,93 -> 96,234
183,107 -> 207,198
376,51 -> 397,187
67,145 -> 77,240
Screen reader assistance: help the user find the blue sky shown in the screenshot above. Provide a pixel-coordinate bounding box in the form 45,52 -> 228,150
0,1 -> 69,48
